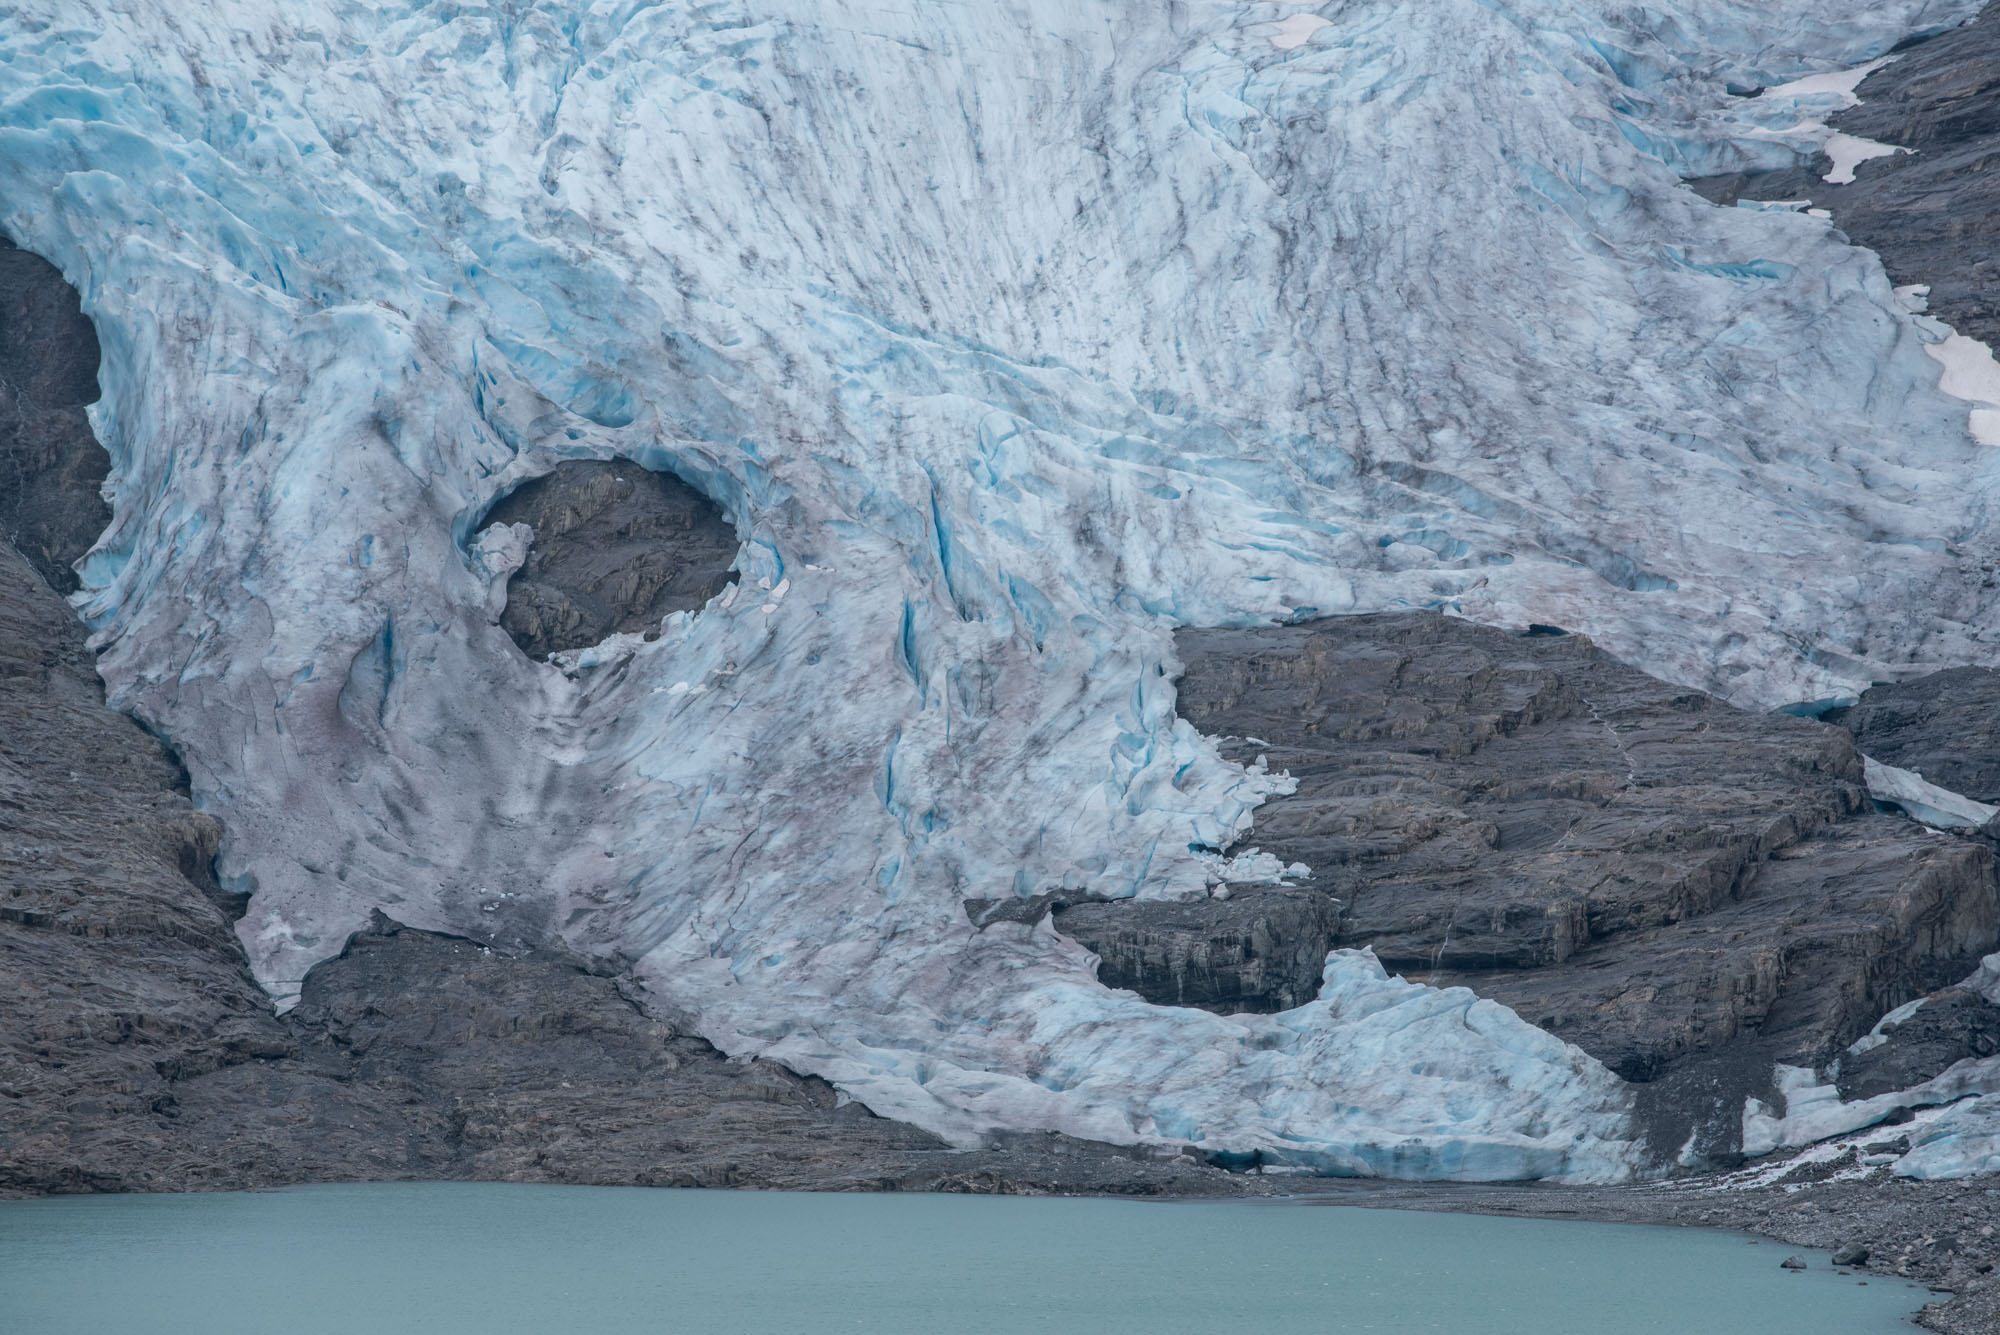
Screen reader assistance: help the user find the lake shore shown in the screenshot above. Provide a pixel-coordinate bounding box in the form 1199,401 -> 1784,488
1266,1173 -> 1995,1335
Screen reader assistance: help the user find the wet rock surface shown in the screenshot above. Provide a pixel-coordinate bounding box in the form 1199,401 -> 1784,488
1690,2 -> 2000,345
1169,615 -> 1999,1155
1828,669 -> 2000,804
479,460 -> 738,659
0,233 -> 108,595
1052,888 -> 1340,1014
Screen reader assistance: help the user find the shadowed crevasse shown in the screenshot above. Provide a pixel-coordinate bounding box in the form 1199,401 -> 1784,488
478,460 -> 740,659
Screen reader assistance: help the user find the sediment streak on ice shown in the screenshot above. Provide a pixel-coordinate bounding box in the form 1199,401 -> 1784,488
0,0 -> 1989,1179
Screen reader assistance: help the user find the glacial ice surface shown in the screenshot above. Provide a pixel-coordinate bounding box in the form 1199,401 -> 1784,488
0,0 -> 1993,1179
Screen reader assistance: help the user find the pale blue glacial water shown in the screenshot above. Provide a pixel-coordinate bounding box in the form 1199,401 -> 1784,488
0,1184 -> 1933,1333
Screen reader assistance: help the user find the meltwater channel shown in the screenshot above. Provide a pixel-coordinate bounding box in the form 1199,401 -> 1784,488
0,1185 -> 1935,1333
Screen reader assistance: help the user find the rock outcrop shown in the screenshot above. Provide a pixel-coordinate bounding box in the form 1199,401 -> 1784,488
1828,669 -> 2000,804
0,234 -> 108,595
1050,888 -> 1339,1014
1148,615 -> 1999,1159
479,460 -> 739,659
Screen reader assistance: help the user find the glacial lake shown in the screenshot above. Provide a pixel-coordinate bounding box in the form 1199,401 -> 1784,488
0,1184 -> 1932,1333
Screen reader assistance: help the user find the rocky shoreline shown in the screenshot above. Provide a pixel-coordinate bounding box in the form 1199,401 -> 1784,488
1265,1173 -> 1997,1335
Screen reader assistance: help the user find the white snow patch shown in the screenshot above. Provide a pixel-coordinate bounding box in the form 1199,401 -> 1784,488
1926,332 -> 2000,407
1762,55 -> 1897,104
1822,131 -> 1907,184
1745,53 -> 1908,184
1918,329 -> 2000,447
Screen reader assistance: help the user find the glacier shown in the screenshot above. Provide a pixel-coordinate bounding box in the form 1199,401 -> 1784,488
0,0 -> 1994,1180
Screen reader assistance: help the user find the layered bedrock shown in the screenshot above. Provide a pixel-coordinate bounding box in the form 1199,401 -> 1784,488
477,460 -> 739,659
1050,888 -> 1340,1015
1099,615 -> 2000,1164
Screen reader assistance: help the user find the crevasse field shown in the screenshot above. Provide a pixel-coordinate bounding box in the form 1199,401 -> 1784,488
1,0 -> 1994,1181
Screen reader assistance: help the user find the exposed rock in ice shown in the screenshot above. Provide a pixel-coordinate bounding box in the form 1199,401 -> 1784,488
0,0 -> 1991,1177
477,460 -> 740,660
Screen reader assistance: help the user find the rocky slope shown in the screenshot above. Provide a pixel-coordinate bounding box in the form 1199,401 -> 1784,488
1072,615 -> 2000,1164
0,235 -> 107,594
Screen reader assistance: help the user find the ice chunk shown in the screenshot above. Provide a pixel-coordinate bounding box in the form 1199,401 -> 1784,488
1743,1057 -> 2000,1157
1895,1095 -> 2000,1179
1863,755 -> 2000,831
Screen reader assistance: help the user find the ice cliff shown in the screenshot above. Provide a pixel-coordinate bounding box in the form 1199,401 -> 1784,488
0,0 -> 1992,1180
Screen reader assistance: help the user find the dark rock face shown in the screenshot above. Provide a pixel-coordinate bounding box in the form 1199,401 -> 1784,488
0,535 -> 310,1193
1052,889 -> 1340,1014
1827,668 -> 2000,804
480,460 -> 738,659
1690,3 -> 2000,346
0,234 -> 109,595
1166,615 -> 1999,1156
1837,987 -> 2000,1102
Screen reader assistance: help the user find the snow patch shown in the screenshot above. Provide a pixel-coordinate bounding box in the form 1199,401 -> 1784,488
1821,132 -> 1907,185
1761,55 -> 1898,105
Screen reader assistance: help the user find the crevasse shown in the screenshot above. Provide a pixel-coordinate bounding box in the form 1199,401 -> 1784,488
0,0 -> 1988,1180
